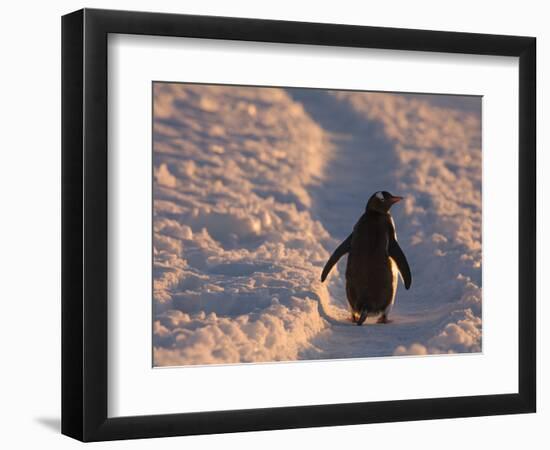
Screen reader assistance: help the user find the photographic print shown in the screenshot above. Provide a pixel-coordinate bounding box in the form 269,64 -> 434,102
152,82 -> 482,367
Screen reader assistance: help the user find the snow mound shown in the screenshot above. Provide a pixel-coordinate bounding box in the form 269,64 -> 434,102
153,84 -> 332,365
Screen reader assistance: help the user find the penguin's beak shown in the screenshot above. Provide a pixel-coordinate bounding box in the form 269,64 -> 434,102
389,195 -> 403,204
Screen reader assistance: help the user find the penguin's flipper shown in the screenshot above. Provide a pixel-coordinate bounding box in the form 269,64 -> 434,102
388,238 -> 412,289
321,234 -> 352,282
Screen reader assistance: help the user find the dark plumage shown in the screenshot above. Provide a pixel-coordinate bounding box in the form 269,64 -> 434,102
321,191 -> 411,325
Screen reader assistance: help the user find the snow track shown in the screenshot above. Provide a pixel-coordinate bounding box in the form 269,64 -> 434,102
302,91 -> 482,358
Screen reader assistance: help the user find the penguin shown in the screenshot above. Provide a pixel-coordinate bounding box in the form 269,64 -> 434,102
321,191 -> 411,326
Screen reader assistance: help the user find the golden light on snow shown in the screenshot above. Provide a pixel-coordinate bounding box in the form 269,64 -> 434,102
152,83 -> 482,366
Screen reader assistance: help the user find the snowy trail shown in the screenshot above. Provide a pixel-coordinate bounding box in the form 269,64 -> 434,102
288,89 -> 397,327
289,90 -> 423,359
287,89 -> 400,241
291,90 -> 482,359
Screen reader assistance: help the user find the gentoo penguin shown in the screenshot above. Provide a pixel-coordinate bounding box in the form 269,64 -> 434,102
321,191 -> 411,326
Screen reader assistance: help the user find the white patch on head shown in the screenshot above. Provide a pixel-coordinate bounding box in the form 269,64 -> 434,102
375,191 -> 384,200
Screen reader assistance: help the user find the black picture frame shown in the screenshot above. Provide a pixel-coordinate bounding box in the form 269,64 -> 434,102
62,8 -> 536,442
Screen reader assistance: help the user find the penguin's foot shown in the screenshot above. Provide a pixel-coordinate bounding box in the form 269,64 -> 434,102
356,309 -> 368,326
376,315 -> 392,324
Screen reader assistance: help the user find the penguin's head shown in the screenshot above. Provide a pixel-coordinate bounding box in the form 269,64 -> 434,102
366,191 -> 403,213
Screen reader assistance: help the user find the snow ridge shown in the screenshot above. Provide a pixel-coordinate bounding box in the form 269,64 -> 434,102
153,84 -> 332,365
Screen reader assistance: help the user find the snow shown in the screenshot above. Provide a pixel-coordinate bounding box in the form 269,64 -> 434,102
152,83 -> 482,366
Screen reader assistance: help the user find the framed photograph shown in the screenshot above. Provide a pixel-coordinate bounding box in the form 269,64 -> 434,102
61,8 -> 536,442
